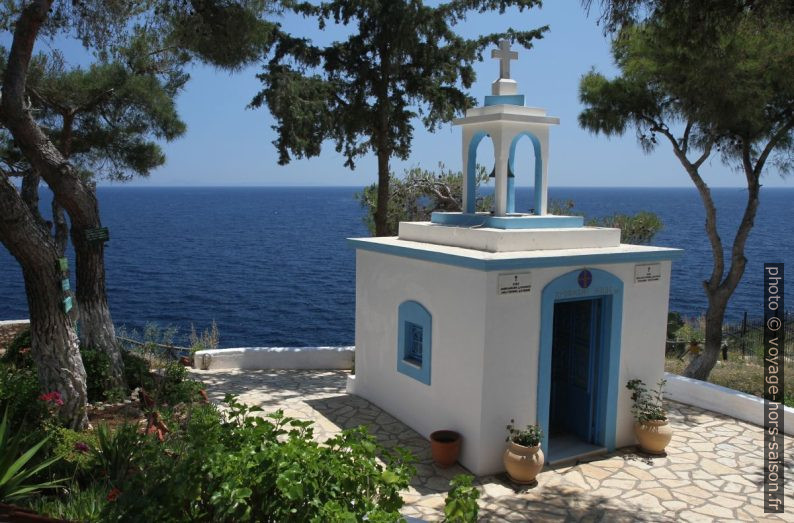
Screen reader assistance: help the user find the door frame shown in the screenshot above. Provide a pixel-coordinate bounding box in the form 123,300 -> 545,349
549,297 -> 603,443
537,268 -> 624,452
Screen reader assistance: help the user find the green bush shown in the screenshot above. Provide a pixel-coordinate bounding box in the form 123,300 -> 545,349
1,328 -> 33,368
79,346 -> 114,403
444,475 -> 480,522
121,350 -> 152,391
50,427 -> 99,479
90,423 -> 143,487
102,396 -> 415,522
0,362 -> 47,430
155,360 -> 203,405
0,407 -> 64,504
28,484 -> 107,523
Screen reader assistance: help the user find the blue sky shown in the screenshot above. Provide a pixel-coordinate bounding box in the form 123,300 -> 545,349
22,1 -> 794,188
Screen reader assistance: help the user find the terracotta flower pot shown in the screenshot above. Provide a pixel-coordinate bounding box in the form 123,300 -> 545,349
634,419 -> 673,454
503,441 -> 544,484
430,430 -> 461,468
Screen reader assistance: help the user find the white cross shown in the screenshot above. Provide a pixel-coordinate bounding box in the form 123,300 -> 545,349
491,39 -> 518,79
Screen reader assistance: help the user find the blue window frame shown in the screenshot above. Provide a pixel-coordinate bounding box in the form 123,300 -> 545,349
397,301 -> 432,385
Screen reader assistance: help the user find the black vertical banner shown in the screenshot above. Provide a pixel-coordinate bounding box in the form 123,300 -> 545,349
764,263 -> 784,513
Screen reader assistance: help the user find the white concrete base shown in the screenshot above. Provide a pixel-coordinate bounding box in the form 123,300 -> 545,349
399,222 -> 620,252
664,372 -> 794,435
195,346 -> 354,371
346,374 -> 357,394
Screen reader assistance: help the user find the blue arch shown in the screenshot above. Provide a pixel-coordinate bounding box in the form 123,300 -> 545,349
397,300 -> 432,385
465,131 -> 489,213
508,132 -> 543,214
536,268 -> 624,452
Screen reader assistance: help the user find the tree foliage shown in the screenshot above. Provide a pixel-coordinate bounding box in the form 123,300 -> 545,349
548,199 -> 662,244
252,0 -> 547,236
356,164 -> 493,236
0,0 -> 278,428
578,2 -> 793,379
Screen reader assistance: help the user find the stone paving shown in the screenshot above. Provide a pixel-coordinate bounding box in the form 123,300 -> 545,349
191,369 -> 794,522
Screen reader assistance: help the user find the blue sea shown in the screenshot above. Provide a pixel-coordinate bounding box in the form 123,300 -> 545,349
1,187 -> 791,348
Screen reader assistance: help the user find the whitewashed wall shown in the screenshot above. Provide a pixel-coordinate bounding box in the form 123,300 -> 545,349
354,249 -> 489,470
355,247 -> 673,476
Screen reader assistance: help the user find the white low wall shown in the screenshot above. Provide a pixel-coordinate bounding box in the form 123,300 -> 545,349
665,372 -> 794,435
0,320 -> 29,326
195,346 -> 354,371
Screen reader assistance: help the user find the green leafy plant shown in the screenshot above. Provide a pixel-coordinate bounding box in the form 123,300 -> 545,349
27,483 -> 107,523
356,164 -> 493,236
102,395 -> 415,522
626,379 -> 667,422
121,350 -> 153,391
0,363 -> 48,430
50,427 -> 98,478
89,423 -> 143,486
0,407 -> 64,503
443,474 -> 480,523
155,360 -> 203,405
1,328 -> 32,368
79,346 -> 113,402
505,420 -> 543,447
189,321 -> 219,354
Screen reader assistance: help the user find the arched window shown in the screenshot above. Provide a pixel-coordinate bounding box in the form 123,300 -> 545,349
397,300 -> 432,385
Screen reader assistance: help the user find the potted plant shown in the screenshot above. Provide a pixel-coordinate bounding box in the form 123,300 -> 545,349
503,420 -> 544,484
430,430 -> 461,468
626,378 -> 672,454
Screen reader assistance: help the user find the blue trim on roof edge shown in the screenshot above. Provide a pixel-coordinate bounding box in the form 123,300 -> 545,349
484,94 -> 525,106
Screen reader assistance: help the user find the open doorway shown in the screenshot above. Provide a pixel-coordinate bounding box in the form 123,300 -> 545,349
548,298 -> 608,464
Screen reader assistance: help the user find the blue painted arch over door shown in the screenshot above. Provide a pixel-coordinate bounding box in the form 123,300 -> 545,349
537,268 -> 624,452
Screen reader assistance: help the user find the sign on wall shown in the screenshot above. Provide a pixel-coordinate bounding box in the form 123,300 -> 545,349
634,263 -> 661,283
498,272 -> 532,295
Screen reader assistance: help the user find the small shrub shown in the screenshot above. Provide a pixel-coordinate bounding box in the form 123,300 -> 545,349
0,362 -> 47,430
121,350 -> 152,391
444,474 -> 480,523
80,346 -> 113,403
0,407 -> 64,503
1,328 -> 32,368
50,427 -> 99,478
626,379 -> 667,422
102,396 -> 415,522
189,321 -> 219,353
28,483 -> 107,523
155,361 -> 203,405
505,420 -> 542,447
90,423 -> 144,487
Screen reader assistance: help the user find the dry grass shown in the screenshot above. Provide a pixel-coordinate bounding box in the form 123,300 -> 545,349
665,356 -> 794,407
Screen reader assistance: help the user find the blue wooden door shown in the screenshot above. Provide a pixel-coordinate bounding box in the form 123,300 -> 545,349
550,299 -> 601,442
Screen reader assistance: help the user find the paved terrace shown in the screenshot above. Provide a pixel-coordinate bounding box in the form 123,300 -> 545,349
191,369 -> 793,522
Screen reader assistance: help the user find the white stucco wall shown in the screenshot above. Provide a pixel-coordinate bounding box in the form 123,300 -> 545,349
194,346 -> 354,370
354,244 -> 674,476
475,261 -> 672,474
354,249 -> 489,471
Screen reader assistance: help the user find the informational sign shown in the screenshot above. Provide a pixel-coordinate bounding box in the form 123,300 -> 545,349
498,272 -> 532,295
85,227 -> 110,243
61,279 -> 70,291
635,263 -> 661,283
63,296 -> 73,313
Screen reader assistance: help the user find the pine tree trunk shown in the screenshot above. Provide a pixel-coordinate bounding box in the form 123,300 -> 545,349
52,200 -> 68,255
0,176 -> 88,429
71,219 -> 126,390
374,148 -> 391,237
1,0 -> 125,390
373,107 -> 392,237
683,296 -> 727,380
